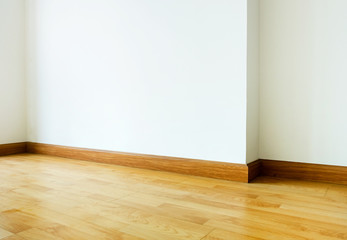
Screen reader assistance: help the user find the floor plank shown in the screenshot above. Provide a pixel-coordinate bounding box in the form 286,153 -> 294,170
0,227 -> 13,239
0,154 -> 347,240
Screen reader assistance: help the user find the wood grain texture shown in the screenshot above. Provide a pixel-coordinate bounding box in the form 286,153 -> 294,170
247,159 -> 262,182
26,142 -> 249,182
0,154 -> 347,240
261,159 -> 347,184
21,142 -> 347,184
0,143 -> 26,156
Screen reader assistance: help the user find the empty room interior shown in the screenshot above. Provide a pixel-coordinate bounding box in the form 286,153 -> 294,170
1,0 -> 347,239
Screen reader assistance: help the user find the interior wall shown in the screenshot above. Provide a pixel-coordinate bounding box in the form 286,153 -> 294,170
260,0 -> 347,166
0,0 -> 26,144
5,0 -> 346,167
246,0 -> 259,164
26,0 -> 249,163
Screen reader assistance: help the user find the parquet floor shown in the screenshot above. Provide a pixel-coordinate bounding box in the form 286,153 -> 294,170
0,154 -> 346,240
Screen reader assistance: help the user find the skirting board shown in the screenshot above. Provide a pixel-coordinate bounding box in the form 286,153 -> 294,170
26,142 -> 253,183
261,159 -> 347,185
3,142 -> 346,184
0,142 -> 27,156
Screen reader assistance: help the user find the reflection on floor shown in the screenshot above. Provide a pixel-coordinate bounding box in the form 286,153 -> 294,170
0,154 -> 346,240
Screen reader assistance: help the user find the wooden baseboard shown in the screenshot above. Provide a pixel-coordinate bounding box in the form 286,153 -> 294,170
0,142 -> 27,156
27,142 -> 251,182
261,159 -> 347,185
247,159 -> 262,182
3,142 -> 345,184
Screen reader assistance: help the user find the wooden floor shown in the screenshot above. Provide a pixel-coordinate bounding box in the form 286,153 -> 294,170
0,154 -> 346,240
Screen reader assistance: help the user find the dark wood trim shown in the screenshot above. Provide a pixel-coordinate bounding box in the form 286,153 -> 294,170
261,159 -> 347,184
26,142 -> 249,182
0,142 -> 27,156
247,159 -> 262,182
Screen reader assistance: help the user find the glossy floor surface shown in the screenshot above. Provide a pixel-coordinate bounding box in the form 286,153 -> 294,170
0,154 -> 346,240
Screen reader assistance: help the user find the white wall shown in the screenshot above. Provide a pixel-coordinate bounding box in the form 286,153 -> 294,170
26,0 -> 249,163
6,0 -> 347,166
0,0 -> 26,144
246,0 -> 259,163
260,0 -> 347,166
